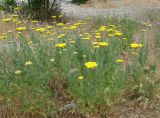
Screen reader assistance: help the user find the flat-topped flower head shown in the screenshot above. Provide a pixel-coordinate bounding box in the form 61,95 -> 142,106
35,28 -> 46,33
2,18 -> 12,22
25,61 -> 33,66
84,61 -> 98,69
116,59 -> 124,63
55,43 -> 66,48
130,43 -> 143,48
15,70 -> 22,75
78,76 -> 84,80
16,27 -> 26,31
99,42 -> 109,47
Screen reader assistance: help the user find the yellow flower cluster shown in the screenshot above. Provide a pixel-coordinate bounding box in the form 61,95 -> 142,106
84,62 -> 98,69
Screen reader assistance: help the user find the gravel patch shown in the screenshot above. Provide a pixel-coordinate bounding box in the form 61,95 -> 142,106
58,0 -> 160,19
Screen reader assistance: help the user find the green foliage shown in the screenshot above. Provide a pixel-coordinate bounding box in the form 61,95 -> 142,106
18,0 -> 61,20
0,0 -> 16,12
71,0 -> 88,4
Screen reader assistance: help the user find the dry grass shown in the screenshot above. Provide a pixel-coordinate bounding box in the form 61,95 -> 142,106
0,15 -> 16,35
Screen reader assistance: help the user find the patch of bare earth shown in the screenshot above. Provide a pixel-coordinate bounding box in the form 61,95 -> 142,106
83,0 -> 160,8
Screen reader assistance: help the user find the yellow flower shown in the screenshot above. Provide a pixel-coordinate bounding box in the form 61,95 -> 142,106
78,76 -> 84,80
92,42 -> 99,45
108,34 -> 114,37
130,43 -> 143,48
59,15 -> 63,18
46,25 -> 53,29
35,28 -> 46,33
82,37 -> 91,40
95,35 -> 101,39
70,40 -> 76,43
86,17 -> 92,20
99,26 -> 107,31
16,27 -> 26,31
93,45 -> 100,48
32,20 -> 38,23
0,35 -> 7,40
114,31 -> 123,36
15,70 -> 22,75
99,42 -> 109,47
52,16 -> 57,18
2,18 -> 12,22
55,43 -> 66,48
132,52 -> 139,55
25,61 -> 33,66
57,23 -> 64,26
116,59 -> 124,63
48,38 -> 54,41
14,6 -> 21,11
12,15 -> 19,18
84,61 -> 98,69
28,41 -> 32,44
122,38 -> 127,40
50,59 -> 55,62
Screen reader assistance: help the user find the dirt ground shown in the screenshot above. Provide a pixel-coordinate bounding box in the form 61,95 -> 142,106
85,0 -> 160,8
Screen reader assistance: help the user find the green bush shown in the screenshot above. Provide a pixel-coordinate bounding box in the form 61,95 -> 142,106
0,0 -> 61,21
0,0 -> 16,12
71,0 -> 88,4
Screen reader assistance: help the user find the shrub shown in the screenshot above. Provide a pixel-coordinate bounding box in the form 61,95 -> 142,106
71,0 -> 88,4
17,0 -> 61,21
0,0 -> 16,12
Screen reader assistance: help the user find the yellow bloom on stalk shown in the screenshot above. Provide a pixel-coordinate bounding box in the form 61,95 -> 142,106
52,16 -> 57,18
48,38 -> 54,41
82,37 -> 91,40
28,41 -> 32,44
78,76 -> 84,80
132,52 -> 139,55
93,45 -> 100,48
12,15 -> 19,18
116,59 -> 124,63
107,28 -> 114,32
57,23 -> 64,26
14,6 -> 21,11
95,33 -> 101,36
46,25 -> 53,29
99,26 -> 107,31
0,35 -> 7,40
25,61 -> 33,66
84,61 -> 98,69
32,20 -> 38,23
16,27 -> 26,31
15,70 -> 22,75
95,35 -> 101,39
70,40 -> 76,43
55,43 -> 66,48
70,25 -> 77,30
86,17 -> 92,20
114,31 -> 123,36
92,42 -> 99,45
122,38 -> 127,40
99,42 -> 109,47
59,15 -> 63,18
108,34 -> 114,37
35,28 -> 46,33
130,43 -> 143,48
2,18 -> 12,22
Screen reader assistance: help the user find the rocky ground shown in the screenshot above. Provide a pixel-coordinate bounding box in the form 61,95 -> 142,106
58,0 -> 160,19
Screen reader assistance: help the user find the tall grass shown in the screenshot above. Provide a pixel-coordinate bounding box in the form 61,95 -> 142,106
0,15 -> 159,117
